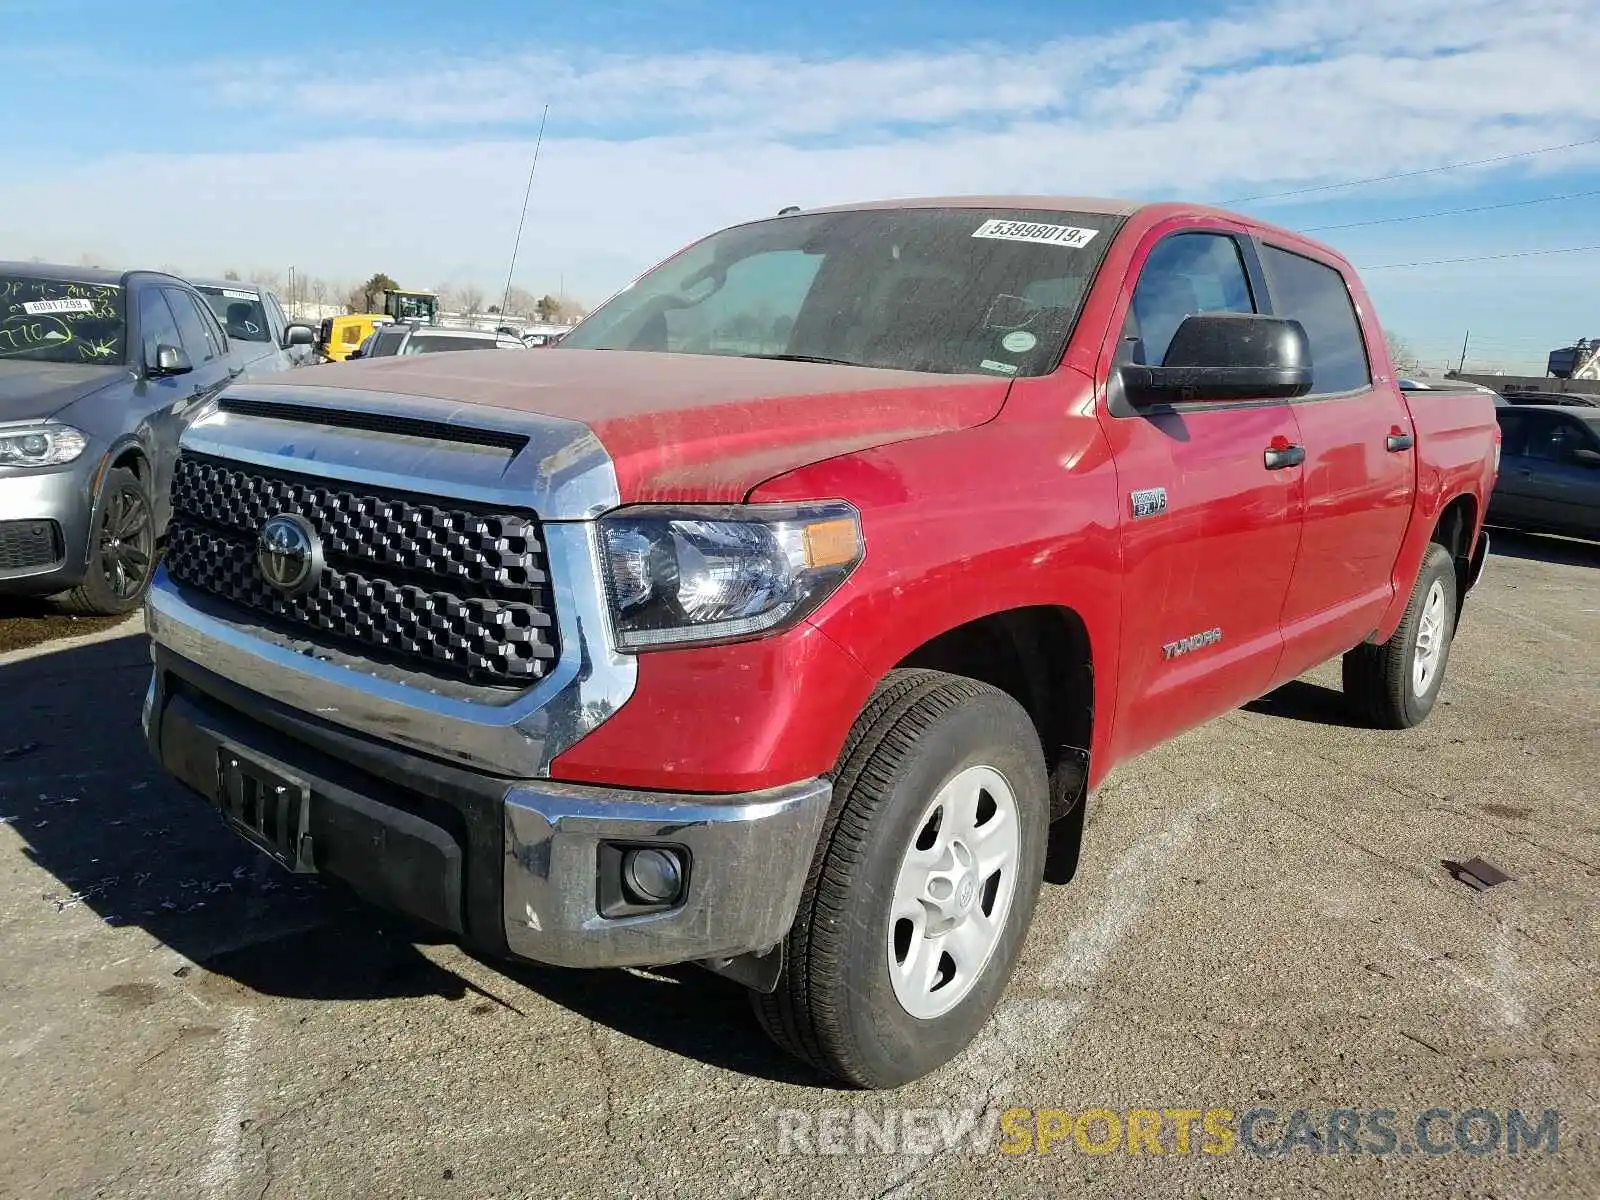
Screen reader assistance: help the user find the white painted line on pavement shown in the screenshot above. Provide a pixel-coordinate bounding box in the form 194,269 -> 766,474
199,1010 -> 256,1198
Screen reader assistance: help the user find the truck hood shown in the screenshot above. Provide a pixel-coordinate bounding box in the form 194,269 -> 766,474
276,349 -> 1013,502
0,361 -> 127,424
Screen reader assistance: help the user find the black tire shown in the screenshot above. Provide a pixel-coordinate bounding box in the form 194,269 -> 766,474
1342,542 -> 1457,729
752,669 -> 1049,1089
57,466 -> 157,616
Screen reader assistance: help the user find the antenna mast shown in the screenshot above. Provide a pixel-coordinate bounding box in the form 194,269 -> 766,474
500,104 -> 550,321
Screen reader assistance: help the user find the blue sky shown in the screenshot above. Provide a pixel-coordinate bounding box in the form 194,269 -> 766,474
3,0 -> 1598,373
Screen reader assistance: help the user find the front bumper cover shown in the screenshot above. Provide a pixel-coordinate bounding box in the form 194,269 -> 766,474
144,650 -> 830,969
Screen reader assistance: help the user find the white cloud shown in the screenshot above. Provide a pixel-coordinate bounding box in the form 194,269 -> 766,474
8,0 -> 1600,309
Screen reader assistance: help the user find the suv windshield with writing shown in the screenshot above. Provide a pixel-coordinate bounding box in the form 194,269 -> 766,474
196,286 -> 271,343
561,208 -> 1122,377
0,275 -> 126,364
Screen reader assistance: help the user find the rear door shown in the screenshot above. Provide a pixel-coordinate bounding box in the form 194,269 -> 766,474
1504,412 -> 1600,537
1260,243 -> 1415,682
1098,225 -> 1307,763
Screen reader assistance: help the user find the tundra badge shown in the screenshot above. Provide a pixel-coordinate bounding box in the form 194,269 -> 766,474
1130,487 -> 1168,519
1163,628 -> 1222,660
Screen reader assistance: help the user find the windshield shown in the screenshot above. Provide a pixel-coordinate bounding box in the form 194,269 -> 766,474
402,334 -> 492,354
389,293 -> 437,321
0,274 -> 126,364
197,286 -> 271,343
561,207 -> 1122,377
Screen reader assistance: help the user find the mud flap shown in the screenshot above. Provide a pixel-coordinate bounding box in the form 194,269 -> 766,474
1465,530 -> 1490,595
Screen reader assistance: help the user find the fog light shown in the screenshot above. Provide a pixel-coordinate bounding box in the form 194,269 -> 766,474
622,847 -> 683,904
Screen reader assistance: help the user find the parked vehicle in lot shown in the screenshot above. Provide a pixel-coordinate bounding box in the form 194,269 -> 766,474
189,278 -> 316,374
348,325 -> 527,359
314,313 -> 392,363
1500,389 -> 1599,408
141,197 -> 1499,1088
1486,405 -> 1600,540
1,262 -> 303,614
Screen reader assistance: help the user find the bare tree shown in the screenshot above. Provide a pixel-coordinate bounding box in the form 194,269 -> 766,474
1384,331 -> 1420,374
251,268 -> 284,292
458,284 -> 486,317
504,286 -> 538,317
309,277 -> 328,309
223,269 -> 241,281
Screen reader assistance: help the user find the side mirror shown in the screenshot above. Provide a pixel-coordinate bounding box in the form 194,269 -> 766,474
346,348 -> 365,360
149,344 -> 193,377
284,324 -> 315,348
1120,313 -> 1313,405
1573,447 -> 1600,467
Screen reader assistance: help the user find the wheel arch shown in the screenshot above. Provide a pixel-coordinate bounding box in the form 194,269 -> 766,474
894,604 -> 1095,818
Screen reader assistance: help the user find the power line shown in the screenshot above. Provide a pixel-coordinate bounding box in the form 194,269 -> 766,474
1301,186 -> 1600,232
1223,135 -> 1600,205
1358,243 -> 1600,270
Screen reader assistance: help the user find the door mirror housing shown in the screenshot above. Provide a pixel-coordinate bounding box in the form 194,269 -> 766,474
1120,313 -> 1313,405
283,323 -> 315,348
148,344 -> 194,377
1572,446 -> 1600,467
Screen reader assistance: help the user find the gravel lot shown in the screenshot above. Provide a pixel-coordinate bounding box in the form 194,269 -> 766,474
2,531 -> 1596,1200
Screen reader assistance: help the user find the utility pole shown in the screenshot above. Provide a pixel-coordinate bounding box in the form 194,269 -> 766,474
288,265 -> 295,319
1457,329 -> 1470,374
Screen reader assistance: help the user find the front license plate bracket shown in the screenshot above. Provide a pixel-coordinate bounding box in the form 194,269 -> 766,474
214,745 -> 316,873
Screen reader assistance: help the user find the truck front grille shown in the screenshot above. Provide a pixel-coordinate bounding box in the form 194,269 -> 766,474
164,454 -> 558,686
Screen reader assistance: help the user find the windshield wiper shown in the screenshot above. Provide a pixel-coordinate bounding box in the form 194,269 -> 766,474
740,353 -> 858,366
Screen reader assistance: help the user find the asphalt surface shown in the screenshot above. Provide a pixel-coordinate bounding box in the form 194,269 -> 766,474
2,530 -> 1596,1200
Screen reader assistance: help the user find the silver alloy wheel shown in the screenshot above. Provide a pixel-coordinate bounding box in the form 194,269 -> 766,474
1412,578 -> 1448,698
887,764 -> 1020,1020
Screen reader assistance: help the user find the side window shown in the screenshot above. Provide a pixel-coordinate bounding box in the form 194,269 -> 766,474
265,292 -> 289,337
1525,418 -> 1587,464
662,250 -> 822,356
1495,413 -> 1528,457
137,289 -> 183,367
1260,246 -> 1371,395
192,293 -> 231,355
162,288 -> 220,363
1124,233 -> 1255,366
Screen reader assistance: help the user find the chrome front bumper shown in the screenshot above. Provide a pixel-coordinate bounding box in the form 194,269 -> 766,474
503,778 -> 830,967
144,649 -> 831,970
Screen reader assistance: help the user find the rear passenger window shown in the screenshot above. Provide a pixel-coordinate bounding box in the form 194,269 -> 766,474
1260,246 -> 1371,395
1124,233 -> 1256,367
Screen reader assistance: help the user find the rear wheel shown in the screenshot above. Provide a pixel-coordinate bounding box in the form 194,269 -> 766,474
1342,542 -> 1457,729
57,466 -> 156,616
752,669 -> 1049,1089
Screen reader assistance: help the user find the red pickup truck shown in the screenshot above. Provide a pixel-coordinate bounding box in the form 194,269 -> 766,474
142,196 -> 1498,1089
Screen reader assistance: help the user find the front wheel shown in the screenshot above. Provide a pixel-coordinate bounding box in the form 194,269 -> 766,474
752,669 -> 1049,1089
57,465 -> 157,616
1342,542 -> 1458,729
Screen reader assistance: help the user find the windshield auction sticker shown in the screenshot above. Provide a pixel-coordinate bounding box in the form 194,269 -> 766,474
21,298 -> 96,315
973,220 -> 1099,249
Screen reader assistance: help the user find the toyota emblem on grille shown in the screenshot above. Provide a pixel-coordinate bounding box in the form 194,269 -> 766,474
257,514 -> 323,596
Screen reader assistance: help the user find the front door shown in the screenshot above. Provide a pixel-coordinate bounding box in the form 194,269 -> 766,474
1098,227 -> 1306,764
1263,243 -> 1416,681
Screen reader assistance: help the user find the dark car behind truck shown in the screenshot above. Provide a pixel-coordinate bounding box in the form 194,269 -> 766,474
142,196 -> 1499,1087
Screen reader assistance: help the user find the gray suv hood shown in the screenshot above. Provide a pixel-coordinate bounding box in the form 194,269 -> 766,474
0,361 -> 127,423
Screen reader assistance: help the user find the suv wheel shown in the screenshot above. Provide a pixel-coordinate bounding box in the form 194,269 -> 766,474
58,466 -> 156,616
752,669 -> 1048,1089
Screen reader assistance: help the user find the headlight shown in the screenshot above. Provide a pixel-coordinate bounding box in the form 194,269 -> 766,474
598,503 -> 864,651
0,424 -> 88,467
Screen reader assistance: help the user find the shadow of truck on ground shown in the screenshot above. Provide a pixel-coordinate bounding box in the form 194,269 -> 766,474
0,632 -> 830,1086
